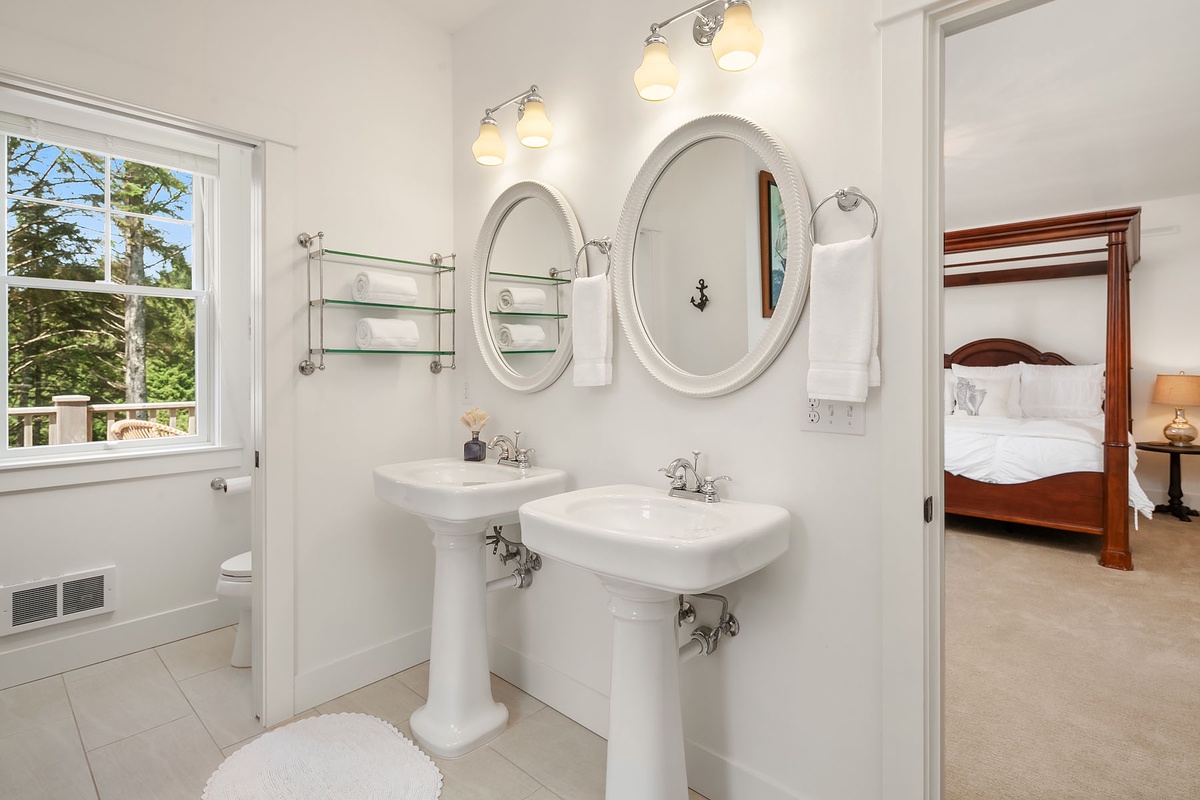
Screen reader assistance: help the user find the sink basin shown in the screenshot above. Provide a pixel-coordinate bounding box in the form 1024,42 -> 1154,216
374,457 -> 568,528
518,483 -> 790,595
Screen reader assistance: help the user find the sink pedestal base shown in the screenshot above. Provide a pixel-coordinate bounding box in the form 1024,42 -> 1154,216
410,520 -> 508,759
602,579 -> 689,800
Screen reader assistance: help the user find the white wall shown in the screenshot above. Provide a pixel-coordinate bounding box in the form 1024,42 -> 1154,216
453,2 -> 884,798
943,193 -> 1200,504
0,0 -> 453,703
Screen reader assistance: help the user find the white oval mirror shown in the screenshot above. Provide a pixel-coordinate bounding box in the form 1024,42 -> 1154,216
613,114 -> 811,396
471,181 -> 584,392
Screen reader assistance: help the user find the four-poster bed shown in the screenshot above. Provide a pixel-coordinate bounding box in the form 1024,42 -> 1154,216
942,207 -> 1143,570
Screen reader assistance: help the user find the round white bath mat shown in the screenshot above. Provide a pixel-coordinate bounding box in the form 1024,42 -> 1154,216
203,713 -> 442,800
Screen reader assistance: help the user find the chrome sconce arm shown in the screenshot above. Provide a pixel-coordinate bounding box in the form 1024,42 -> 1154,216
634,0 -> 764,102
472,84 -> 554,167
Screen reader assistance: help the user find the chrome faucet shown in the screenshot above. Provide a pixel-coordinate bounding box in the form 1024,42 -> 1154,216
659,450 -> 731,503
489,430 -> 535,470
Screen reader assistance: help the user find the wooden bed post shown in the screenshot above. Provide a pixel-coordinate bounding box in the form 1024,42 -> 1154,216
1099,221 -> 1134,570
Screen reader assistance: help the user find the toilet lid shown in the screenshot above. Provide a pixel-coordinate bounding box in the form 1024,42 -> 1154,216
220,551 -> 252,579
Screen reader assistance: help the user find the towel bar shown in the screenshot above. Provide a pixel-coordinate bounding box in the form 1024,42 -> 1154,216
574,237 -> 613,279
809,186 -> 878,243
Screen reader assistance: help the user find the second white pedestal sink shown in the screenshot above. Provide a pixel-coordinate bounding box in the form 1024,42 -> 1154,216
374,457 -> 567,758
519,484 -> 790,800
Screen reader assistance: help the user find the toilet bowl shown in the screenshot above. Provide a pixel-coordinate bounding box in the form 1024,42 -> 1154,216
215,551 -> 252,668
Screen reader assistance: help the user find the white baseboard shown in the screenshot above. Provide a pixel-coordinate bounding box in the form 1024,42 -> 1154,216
487,638 -> 797,800
0,599 -> 237,690
294,626 -> 431,713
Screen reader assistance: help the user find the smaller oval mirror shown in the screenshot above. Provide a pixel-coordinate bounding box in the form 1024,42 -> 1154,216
613,115 -> 811,397
471,182 -> 584,392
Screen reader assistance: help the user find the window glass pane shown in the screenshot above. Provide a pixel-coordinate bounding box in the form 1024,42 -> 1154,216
7,199 -> 106,281
7,136 -> 105,206
111,216 -> 193,288
8,288 -> 196,448
110,158 -> 193,221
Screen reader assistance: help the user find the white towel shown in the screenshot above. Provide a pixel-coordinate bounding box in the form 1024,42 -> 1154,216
498,287 -> 546,313
807,236 -> 879,402
356,318 -> 419,350
496,323 -> 546,348
352,272 -> 419,304
572,274 -> 612,387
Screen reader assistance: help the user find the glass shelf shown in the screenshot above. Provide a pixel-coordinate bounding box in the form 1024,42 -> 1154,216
489,311 -> 568,319
315,298 -> 454,314
499,349 -> 558,355
317,348 -> 456,356
316,248 -> 454,273
488,270 -> 570,284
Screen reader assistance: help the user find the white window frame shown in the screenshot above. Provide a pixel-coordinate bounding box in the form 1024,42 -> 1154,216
0,85 -> 243,481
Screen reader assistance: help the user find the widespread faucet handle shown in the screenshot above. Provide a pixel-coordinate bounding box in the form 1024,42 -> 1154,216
698,474 -> 732,502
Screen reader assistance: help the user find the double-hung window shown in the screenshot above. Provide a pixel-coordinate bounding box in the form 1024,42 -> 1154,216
2,88 -> 226,463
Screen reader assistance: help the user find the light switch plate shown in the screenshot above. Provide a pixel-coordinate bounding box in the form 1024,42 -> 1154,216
802,398 -> 866,435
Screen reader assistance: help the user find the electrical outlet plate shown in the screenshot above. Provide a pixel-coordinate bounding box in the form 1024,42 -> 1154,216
802,398 -> 866,435
462,379 -> 472,405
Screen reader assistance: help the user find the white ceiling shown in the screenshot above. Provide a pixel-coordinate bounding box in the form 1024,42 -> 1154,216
402,0 -> 505,33
944,0 -> 1200,229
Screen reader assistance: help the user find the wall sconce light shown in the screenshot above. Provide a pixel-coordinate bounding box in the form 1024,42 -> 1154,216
1153,372 -> 1200,445
634,0 -> 764,102
471,85 -> 554,166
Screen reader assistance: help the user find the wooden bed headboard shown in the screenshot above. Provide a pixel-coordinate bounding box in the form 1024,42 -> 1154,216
943,337 -> 1073,369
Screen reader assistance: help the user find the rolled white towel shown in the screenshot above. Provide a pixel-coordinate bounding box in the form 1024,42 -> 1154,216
353,272 -> 419,304
356,318 -> 420,350
496,323 -> 546,348
498,287 -> 546,313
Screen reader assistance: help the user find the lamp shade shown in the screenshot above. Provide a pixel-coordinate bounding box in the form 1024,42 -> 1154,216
634,40 -> 680,101
712,2 -> 763,72
472,118 -> 506,166
516,100 -> 553,148
1152,373 -> 1200,407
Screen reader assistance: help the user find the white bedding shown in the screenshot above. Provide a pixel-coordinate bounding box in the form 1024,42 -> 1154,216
944,415 -> 1154,519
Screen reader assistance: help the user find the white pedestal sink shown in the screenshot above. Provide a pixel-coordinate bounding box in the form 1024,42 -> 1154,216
519,484 -> 789,800
374,458 -> 567,758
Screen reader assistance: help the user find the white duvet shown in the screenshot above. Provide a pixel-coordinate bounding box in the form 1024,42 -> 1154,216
944,415 -> 1154,519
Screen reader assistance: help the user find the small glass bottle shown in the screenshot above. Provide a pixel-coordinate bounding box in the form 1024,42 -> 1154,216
464,431 -> 486,462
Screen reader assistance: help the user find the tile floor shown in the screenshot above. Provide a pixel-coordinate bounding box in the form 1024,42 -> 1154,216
1,626 -> 710,800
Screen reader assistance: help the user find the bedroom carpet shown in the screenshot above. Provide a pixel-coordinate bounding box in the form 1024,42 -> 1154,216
944,512 -> 1200,800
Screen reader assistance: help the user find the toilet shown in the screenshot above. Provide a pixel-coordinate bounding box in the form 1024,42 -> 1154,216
215,551 -> 252,668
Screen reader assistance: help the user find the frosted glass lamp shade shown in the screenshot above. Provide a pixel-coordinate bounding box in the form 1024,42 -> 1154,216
472,119 -> 506,166
712,2 -> 763,72
516,100 -> 553,148
634,41 -> 680,101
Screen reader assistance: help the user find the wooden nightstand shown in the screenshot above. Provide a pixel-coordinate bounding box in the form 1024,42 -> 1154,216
1136,441 -> 1200,522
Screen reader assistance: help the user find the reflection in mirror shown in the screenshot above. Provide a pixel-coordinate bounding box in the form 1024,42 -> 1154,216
485,197 -> 571,377
470,181 -> 584,393
633,138 -> 773,375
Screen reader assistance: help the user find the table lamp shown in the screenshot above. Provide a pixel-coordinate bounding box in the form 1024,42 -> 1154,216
1152,372 -> 1200,445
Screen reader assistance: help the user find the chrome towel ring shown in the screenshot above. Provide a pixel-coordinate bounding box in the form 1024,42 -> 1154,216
574,236 -> 613,279
809,186 -> 878,242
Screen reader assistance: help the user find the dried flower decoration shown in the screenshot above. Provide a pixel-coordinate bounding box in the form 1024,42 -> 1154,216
460,407 -> 490,433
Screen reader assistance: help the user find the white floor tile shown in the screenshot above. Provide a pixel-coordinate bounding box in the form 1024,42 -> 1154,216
64,650 -> 193,751
433,744 -> 540,800
0,715 -> 97,800
178,665 -> 264,748
395,660 -> 430,698
316,675 -> 425,729
491,708 -> 607,800
0,675 -> 73,739
490,674 -> 546,727
155,626 -> 237,682
87,715 -> 223,800
219,710 -> 319,758
526,789 -> 563,800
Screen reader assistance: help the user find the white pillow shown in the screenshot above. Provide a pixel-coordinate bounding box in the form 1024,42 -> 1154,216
1019,363 -> 1104,418
944,369 -> 956,416
951,374 -> 1020,418
950,363 -> 1023,418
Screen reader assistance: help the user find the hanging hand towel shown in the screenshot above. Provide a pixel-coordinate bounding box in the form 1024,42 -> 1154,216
356,318 -> 420,350
496,323 -> 546,348
352,272 -> 419,304
572,274 -> 612,387
498,287 -> 546,313
807,236 -> 879,402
